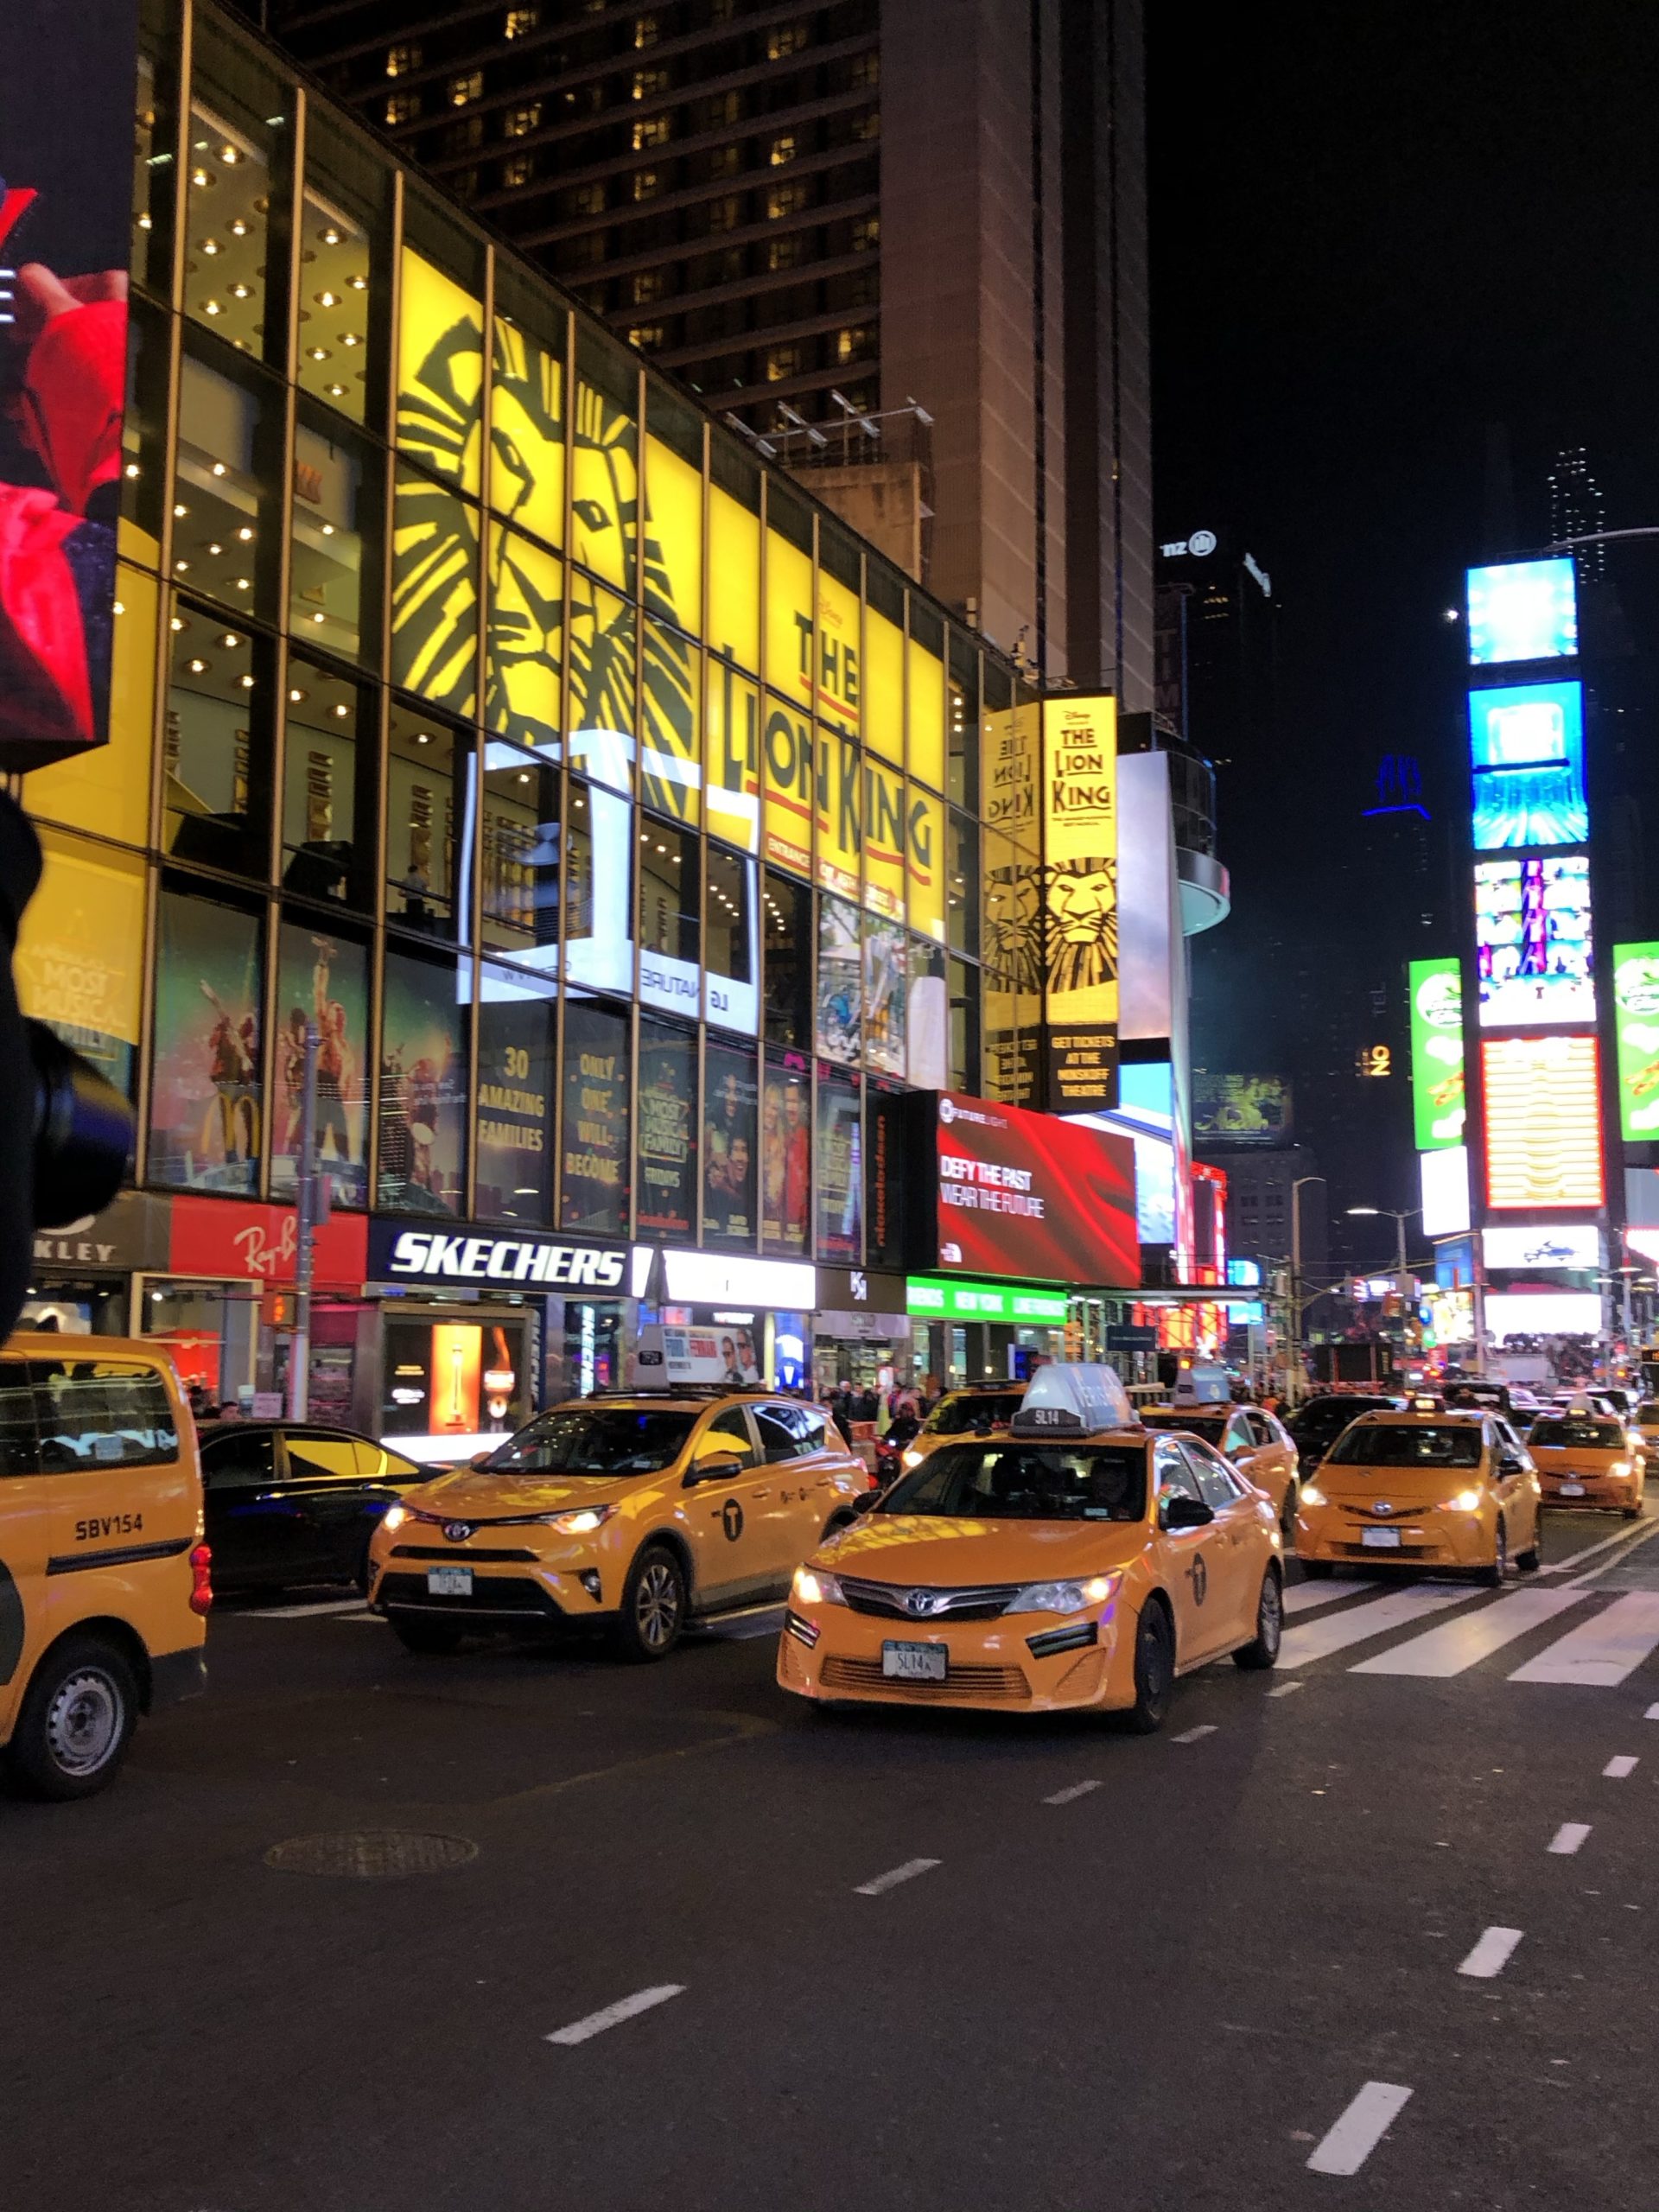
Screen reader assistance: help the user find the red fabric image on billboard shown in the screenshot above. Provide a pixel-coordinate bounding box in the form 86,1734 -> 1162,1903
935,1092 -> 1137,1288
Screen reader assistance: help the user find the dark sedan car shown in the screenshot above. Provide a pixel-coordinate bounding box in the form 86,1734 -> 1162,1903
200,1422 -> 427,1593
1284,1392 -> 1404,1471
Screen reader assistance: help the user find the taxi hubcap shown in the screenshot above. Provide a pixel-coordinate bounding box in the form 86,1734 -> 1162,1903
47,1670 -> 122,1777
637,1563 -> 681,1648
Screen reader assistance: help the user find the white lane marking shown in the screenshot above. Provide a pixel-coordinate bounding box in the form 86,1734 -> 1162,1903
1044,1778 -> 1103,1805
1351,1586 -> 1584,1677
257,1598 -> 371,1619
1281,1584 -> 1470,1669
1646,1703 -> 1659,1720
1284,1578 -> 1382,1616
1268,1679 -> 1305,1697
855,1857 -> 940,1897
546,1984 -> 685,2045
1510,1592 -> 1659,1686
1562,1516 -> 1659,1589
1458,1925 -> 1523,1979
1604,1754 -> 1638,1779
1173,1724 -> 1217,1744
1541,1519 -> 1659,1580
1548,1822 -> 1591,1855
1306,2081 -> 1414,2175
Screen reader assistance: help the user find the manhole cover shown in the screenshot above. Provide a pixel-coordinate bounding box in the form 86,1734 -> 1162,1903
264,1830 -> 479,1878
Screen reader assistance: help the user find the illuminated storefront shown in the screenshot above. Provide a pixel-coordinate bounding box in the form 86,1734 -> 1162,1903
17,0 -> 1053,1419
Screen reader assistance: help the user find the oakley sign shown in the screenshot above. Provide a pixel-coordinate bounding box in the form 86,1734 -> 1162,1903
370,1222 -> 627,1290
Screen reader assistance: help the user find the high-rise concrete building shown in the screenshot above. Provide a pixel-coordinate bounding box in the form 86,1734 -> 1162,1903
1549,446 -> 1606,579
257,0 -> 1152,694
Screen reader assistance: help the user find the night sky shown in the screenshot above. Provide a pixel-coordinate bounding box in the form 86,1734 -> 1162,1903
1147,1 -> 1659,1257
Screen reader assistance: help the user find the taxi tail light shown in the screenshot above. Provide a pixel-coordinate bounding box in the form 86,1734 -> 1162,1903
188,1543 -> 213,1616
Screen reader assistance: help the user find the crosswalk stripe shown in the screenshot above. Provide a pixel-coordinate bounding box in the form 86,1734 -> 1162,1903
1284,1578 -> 1382,1617
1280,1584 -> 1471,1669
1351,1587 -> 1586,1678
1509,1591 -> 1659,1687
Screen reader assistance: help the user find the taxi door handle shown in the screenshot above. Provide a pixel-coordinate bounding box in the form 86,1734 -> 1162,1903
749,1488 -> 771,1501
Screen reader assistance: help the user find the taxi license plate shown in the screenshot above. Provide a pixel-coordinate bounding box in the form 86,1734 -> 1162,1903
1361,1528 -> 1402,1549
882,1640 -> 947,1682
1559,1482 -> 1586,1497
426,1567 -> 473,1597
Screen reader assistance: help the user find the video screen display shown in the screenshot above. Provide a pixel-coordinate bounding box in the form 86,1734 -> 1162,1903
1465,558 -> 1579,666
1469,681 -> 1587,850
1611,942 -> 1659,1142
1483,1035 -> 1604,1210
933,1091 -> 1137,1288
1408,958 -> 1465,1149
1475,855 -> 1593,1027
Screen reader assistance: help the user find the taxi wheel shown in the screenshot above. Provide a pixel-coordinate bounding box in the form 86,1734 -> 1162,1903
613,1544 -> 687,1662
8,1636 -> 137,1802
1233,1565 -> 1283,1671
1122,1599 -> 1174,1734
1279,1483 -> 1300,1541
1478,1517 -> 1508,1588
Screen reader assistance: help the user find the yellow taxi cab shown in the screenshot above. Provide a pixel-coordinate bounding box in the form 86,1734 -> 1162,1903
1294,1408 -> 1541,1581
1525,1409 -> 1643,1517
367,1387 -> 869,1659
1141,1401 -> 1300,1534
1629,1398 -> 1659,1472
895,1383 -> 1027,1474
777,1364 -> 1284,1730
0,1333 -> 209,1800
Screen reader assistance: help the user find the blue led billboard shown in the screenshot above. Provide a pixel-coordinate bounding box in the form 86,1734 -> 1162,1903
1466,558 -> 1579,665
1469,679 -> 1588,849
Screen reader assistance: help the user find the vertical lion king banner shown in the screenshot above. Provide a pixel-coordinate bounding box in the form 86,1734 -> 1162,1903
0,0 -> 138,767
1041,696 -> 1120,1112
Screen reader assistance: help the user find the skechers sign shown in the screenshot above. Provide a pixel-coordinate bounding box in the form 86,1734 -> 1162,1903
369,1222 -> 626,1290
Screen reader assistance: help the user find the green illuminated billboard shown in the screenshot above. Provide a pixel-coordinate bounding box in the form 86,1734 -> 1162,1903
1408,957 -> 1465,1150
906,1277 -> 1069,1325
1612,943 -> 1659,1141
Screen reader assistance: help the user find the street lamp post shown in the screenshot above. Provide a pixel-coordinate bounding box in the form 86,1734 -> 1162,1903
1347,1205 -> 1425,1376
1288,1175 -> 1325,1405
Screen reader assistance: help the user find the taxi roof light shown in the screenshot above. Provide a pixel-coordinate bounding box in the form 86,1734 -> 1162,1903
1009,1362 -> 1135,1438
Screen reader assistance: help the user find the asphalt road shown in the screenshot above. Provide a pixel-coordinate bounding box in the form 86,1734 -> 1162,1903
4,1500 -> 1659,2212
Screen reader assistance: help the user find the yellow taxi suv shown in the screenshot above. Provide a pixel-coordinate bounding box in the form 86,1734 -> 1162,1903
0,1334 -> 209,1801
896,1384 -> 1027,1474
1526,1412 -> 1643,1517
1294,1409 -> 1541,1582
1141,1402 -> 1300,1535
777,1364 -> 1283,1731
367,1389 -> 869,1660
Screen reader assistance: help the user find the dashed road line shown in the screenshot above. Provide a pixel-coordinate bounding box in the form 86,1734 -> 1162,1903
546,1985 -> 685,2045
1646,1702 -> 1659,1720
1603,1754 -> 1638,1779
1043,1779 -> 1103,1806
1458,1926 -> 1522,1980
855,1857 -> 940,1897
1173,1724 -> 1217,1744
1306,2082 -> 1414,2175
256,1598 -> 371,1619
1268,1680 -> 1305,1697
1548,1822 -> 1592,1856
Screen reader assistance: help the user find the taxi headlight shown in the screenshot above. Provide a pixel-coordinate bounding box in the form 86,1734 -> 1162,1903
791,1565 -> 845,1606
1609,1459 -> 1630,1478
1300,1484 -> 1325,1509
539,1503 -> 617,1536
1007,1573 -> 1122,1615
381,1504 -> 409,1534
901,1446 -> 925,1469
1450,1488 -> 1484,1513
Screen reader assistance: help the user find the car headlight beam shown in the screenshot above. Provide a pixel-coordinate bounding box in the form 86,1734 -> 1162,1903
1300,1484 -> 1325,1508
1007,1573 -> 1121,1615
381,1504 -> 409,1533
791,1565 -> 846,1606
1450,1488 -> 1484,1514
540,1503 -> 618,1535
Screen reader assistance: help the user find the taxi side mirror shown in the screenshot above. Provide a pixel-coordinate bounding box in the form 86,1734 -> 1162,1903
1498,1454 -> 1524,1475
686,1451 -> 746,1485
1160,1494 -> 1214,1532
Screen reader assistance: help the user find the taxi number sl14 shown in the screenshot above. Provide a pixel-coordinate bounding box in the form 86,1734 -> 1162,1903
1560,1483 -> 1586,1497
883,1640 -> 948,1682
1362,1528 -> 1402,1548
428,1567 -> 473,1597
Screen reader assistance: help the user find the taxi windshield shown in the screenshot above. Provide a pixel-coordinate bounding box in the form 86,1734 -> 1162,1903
1141,1409 -> 1229,1439
878,1440 -> 1147,1522
923,1391 -> 1022,1436
481,1407 -> 696,1476
1327,1422 -> 1483,1469
1529,1417 -> 1624,1450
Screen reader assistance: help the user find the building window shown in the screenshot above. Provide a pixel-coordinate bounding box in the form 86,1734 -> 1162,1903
632,168 -> 662,201
849,48 -> 879,86
632,11 -> 661,45
766,181 -> 806,219
767,236 -> 801,271
446,116 -> 485,156
500,153 -> 534,188
835,326 -> 874,365
504,5 -> 537,35
631,268 -> 664,303
574,181 -> 607,215
627,324 -> 664,351
766,345 -> 803,383
632,67 -> 670,99
705,91 -> 742,130
767,23 -> 809,59
853,215 -> 879,253
385,92 -> 420,125
449,70 -> 483,105
850,111 -> 880,143
768,133 -> 797,166
708,194 -> 741,230
706,143 -> 741,176
503,101 -> 542,137
386,42 -> 422,76
632,113 -> 671,149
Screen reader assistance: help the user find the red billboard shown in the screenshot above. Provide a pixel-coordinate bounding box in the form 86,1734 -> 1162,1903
934,1092 -> 1137,1288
